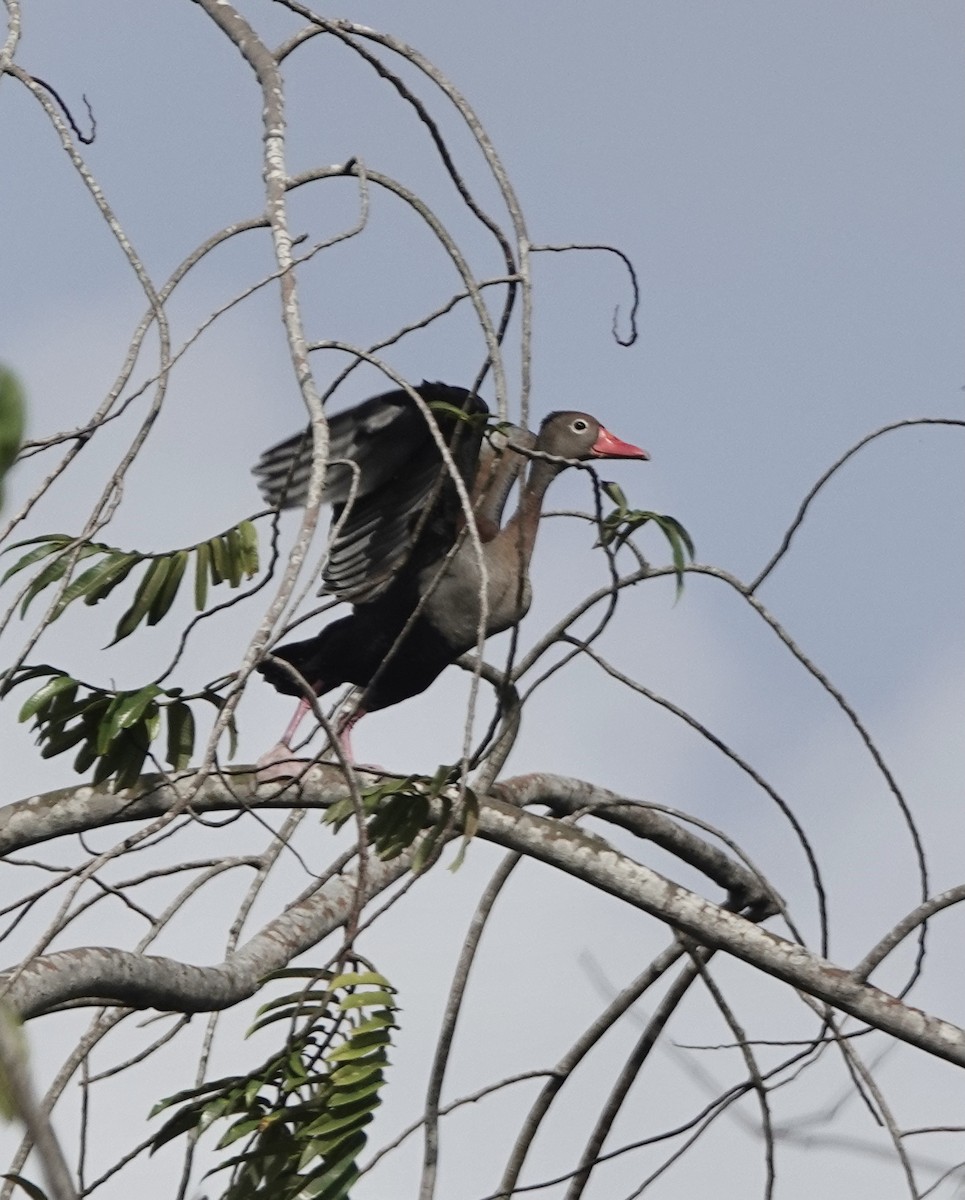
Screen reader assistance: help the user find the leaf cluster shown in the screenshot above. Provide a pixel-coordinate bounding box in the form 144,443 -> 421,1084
326,764 -> 479,872
3,666 -> 234,791
599,482 -> 695,596
1,520 -> 259,644
150,968 -> 398,1200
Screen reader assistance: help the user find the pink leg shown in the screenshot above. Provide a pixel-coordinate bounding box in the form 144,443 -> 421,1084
334,706 -> 390,773
254,697 -> 315,782
255,699 -> 373,781
335,706 -> 365,763
281,697 -> 312,748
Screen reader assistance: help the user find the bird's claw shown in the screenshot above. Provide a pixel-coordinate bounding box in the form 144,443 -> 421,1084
254,742 -> 310,783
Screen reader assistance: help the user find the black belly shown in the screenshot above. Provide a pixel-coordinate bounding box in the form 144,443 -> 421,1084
258,604 -> 459,713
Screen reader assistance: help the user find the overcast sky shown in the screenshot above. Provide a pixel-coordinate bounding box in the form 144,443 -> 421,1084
1,3 -> 963,1198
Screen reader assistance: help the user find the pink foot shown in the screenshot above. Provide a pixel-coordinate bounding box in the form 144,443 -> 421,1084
254,742 -> 311,783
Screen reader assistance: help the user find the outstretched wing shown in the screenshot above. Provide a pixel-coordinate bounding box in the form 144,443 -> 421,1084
253,382 -> 489,603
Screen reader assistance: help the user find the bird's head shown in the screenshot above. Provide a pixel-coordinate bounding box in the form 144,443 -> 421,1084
538,412 -> 650,462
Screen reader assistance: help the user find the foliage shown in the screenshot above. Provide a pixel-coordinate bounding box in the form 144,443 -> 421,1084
0,521 -> 258,788
150,968 -> 398,1200
1,519 -> 260,643
325,764 -> 480,872
599,481 -> 695,596
2,666 -> 234,791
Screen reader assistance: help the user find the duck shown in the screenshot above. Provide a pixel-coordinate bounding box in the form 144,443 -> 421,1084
253,381 -> 647,770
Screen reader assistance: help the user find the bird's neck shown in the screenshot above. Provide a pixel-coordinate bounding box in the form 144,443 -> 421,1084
501,457 -> 563,564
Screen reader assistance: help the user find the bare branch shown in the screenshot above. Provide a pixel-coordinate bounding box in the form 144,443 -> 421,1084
750,417 -> 965,592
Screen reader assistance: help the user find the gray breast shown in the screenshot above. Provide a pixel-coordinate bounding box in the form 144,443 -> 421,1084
419,538 -> 532,654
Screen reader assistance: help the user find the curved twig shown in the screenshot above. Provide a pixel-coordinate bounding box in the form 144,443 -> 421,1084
498,940 -> 687,1196
563,950 -> 707,1199
751,417 -> 965,592
530,241 -> 641,346
420,852 -> 521,1199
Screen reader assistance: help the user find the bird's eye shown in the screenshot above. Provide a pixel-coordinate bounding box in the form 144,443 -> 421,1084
571,418 -> 589,433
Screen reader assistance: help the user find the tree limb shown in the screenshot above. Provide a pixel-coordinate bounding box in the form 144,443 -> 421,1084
2,769 -> 964,1070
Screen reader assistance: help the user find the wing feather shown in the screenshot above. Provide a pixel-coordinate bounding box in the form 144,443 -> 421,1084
252,382 -> 489,603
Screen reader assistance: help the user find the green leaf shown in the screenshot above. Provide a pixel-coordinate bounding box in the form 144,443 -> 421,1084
368,788 -> 431,860
208,536 -> 227,586
150,1076 -> 246,1118
236,519 -> 260,576
165,701 -> 195,770
148,963 -> 395,1197
197,693 -> 240,759
0,1174 -> 49,1200
331,971 -> 392,990
88,724 -> 151,791
256,986 -> 336,1015
37,678 -> 81,727
96,693 -> 127,756
326,1033 -> 390,1062
337,992 -> 395,1012
427,397 -> 488,427
410,824 -> 443,874
450,790 -> 480,873
285,1051 -> 311,1082
602,479 -> 627,509
17,674 -> 76,723
150,1101 -> 216,1151
194,541 -> 210,610
225,527 -> 244,588
112,728 -> 151,791
665,514 -> 695,559
111,557 -> 171,644
217,1115 -> 267,1148
302,1106 -> 375,1142
90,741 -> 122,786
111,685 -> 163,733
0,663 -> 57,700
148,550 -> 188,626
326,1076 -> 385,1107
251,987 -> 336,1022
82,551 -> 143,605
0,366 -> 25,509
0,536 -> 73,586
296,1141 -> 362,1200
48,551 -> 109,616
347,1012 -> 397,1036
39,722 -> 88,758
143,702 -> 162,745
329,1059 -> 384,1090
18,543 -> 101,617
73,731 -> 102,775
597,502 -> 695,597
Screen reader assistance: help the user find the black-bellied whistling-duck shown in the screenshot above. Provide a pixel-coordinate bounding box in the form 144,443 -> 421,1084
253,381 -> 647,771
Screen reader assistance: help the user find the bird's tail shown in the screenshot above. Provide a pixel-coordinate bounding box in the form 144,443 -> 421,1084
258,636 -> 328,698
